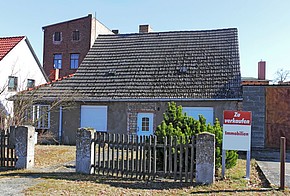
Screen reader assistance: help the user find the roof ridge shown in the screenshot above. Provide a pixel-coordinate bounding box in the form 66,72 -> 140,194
97,27 -> 238,37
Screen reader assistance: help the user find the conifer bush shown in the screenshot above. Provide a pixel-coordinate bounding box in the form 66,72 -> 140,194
155,102 -> 238,171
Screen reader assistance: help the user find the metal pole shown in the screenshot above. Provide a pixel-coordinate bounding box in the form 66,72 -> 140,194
222,150 -> 226,179
280,137 -> 286,190
246,150 -> 251,179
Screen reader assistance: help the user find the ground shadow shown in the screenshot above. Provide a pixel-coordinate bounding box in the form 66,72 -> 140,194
0,169 -> 277,193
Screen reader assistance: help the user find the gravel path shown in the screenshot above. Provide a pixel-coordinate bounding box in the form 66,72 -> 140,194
0,161 -> 75,195
0,177 -> 43,196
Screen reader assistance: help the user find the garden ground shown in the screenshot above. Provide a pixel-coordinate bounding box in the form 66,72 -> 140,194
0,145 -> 289,195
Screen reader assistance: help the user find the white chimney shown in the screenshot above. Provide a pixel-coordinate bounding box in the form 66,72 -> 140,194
55,69 -> 59,80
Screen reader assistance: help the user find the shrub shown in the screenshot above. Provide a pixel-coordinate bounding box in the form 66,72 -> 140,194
155,102 -> 238,171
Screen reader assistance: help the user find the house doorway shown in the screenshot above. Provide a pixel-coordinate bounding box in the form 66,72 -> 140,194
137,113 -> 154,136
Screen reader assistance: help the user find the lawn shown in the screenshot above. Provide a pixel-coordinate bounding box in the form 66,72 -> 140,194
0,145 -> 289,195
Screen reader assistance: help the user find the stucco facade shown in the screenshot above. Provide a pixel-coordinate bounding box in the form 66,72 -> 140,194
0,37 -> 48,124
49,100 -> 241,144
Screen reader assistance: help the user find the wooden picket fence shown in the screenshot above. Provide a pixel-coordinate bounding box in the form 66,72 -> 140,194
0,129 -> 17,167
93,133 -> 196,183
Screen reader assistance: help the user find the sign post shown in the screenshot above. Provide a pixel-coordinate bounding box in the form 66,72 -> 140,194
222,110 -> 252,179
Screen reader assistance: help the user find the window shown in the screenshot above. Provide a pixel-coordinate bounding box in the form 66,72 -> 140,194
8,76 -> 18,91
141,117 -> 150,132
72,30 -> 80,41
53,54 -> 62,69
53,32 -> 62,42
32,105 -> 50,129
27,79 -> 35,89
70,53 -> 79,69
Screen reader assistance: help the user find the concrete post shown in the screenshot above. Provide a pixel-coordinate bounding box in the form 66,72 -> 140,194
15,125 -> 35,169
76,128 -> 95,174
196,132 -> 215,184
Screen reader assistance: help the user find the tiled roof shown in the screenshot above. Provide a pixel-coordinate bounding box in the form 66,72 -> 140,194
19,28 -> 242,101
0,36 -> 24,61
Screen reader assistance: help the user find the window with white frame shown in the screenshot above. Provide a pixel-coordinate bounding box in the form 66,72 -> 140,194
32,105 -> 50,129
53,31 -> 62,42
8,76 -> 18,91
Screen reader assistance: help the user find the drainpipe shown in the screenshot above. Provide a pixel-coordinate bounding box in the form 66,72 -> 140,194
58,106 -> 63,144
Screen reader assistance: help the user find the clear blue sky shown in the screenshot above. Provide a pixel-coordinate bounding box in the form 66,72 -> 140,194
1,0 -> 289,80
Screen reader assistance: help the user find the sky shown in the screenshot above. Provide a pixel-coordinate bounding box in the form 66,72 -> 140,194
1,0 -> 290,80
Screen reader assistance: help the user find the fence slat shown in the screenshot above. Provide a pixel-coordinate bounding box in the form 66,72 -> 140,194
130,135 -> 135,179
179,136 -> 183,182
164,136 -> 168,177
185,137 -> 189,182
91,133 -> 200,183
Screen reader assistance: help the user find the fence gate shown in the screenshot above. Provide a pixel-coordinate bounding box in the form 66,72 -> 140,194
0,129 -> 17,167
93,133 -> 196,183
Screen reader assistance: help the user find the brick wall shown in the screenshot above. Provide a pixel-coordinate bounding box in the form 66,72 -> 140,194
127,102 -> 157,134
242,86 -> 266,148
42,15 -> 92,79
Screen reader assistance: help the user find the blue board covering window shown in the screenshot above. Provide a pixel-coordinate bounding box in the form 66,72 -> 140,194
70,53 -> 79,69
53,54 -> 62,69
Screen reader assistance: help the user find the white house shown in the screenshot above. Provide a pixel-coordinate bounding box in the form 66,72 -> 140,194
0,36 -> 48,128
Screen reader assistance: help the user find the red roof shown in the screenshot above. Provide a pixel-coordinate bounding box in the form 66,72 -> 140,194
0,36 -> 24,61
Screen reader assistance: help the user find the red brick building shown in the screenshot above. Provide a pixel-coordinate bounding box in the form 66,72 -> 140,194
42,14 -> 113,80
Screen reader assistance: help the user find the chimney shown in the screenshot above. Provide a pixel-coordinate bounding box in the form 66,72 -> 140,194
112,30 -> 119,34
55,69 -> 60,80
139,24 -> 152,33
258,61 -> 266,80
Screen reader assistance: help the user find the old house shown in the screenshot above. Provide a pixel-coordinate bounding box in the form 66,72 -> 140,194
0,36 -> 48,128
42,14 -> 113,80
16,27 -> 242,144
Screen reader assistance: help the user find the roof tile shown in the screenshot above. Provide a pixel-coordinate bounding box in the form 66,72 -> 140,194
17,28 -> 242,101
0,36 -> 24,61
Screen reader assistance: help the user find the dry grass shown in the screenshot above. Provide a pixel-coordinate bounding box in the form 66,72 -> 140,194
34,145 -> 75,168
1,145 -> 289,195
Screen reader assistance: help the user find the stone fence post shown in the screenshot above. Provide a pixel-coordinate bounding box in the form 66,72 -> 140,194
76,128 -> 95,174
14,125 -> 35,169
196,132 -> 215,184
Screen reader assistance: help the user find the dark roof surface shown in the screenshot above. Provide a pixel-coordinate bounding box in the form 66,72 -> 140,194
21,28 -> 242,101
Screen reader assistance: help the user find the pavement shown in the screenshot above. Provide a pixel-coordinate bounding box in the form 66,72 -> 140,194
253,148 -> 290,188
0,160 -> 75,196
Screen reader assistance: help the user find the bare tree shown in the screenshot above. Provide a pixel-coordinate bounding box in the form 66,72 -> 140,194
273,68 -> 290,84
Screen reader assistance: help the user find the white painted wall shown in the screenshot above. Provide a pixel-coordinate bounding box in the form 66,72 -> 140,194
91,18 -> 113,47
0,37 -> 47,116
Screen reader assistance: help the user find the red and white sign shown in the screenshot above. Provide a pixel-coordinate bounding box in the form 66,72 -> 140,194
222,110 -> 252,151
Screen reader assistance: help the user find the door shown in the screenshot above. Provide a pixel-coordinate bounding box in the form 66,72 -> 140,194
183,107 -> 214,124
80,105 -> 107,132
137,113 -> 154,136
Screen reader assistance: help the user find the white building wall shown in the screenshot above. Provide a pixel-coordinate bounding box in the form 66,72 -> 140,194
0,37 -> 47,116
91,18 -> 113,47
